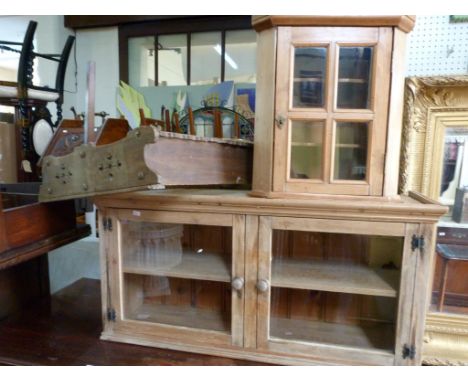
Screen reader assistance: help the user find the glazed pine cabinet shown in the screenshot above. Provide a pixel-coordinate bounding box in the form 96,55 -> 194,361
251,16 -> 415,198
96,189 -> 446,365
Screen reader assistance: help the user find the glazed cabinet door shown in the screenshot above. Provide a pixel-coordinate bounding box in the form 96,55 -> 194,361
273,26 -> 392,196
102,208 -> 246,349
256,216 -> 423,365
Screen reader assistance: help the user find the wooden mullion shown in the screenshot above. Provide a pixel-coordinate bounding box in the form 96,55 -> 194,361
154,35 -> 158,86
221,30 -> 226,82
187,33 -> 191,85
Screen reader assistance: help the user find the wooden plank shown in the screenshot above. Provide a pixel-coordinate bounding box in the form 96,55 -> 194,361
122,252 -> 230,283
95,189 -> 447,224
270,216 -> 405,237
244,215 -> 259,349
411,223 -> 437,365
394,223 -> 420,365
116,209 -> 233,227
126,302 -> 230,333
0,195 -> 7,253
231,214 -> 245,347
256,216 -> 272,349
3,201 -> 77,250
0,225 -> 90,271
383,28 -> 408,197
251,27 -> 277,195
272,26 -> 291,193
272,258 -> 400,297
252,15 -> 416,33
144,131 -> 253,187
369,27 -> 392,196
94,118 -> 131,146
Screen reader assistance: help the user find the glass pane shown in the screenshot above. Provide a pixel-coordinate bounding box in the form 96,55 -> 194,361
158,34 -> 188,86
128,36 -> 155,87
334,122 -> 368,181
290,120 -> 324,180
337,47 -> 373,109
191,32 -> 222,85
225,30 -> 257,83
292,47 -> 327,108
270,229 -> 404,351
271,289 -> 396,351
121,221 -> 232,333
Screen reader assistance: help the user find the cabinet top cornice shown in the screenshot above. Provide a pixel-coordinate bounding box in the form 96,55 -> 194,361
252,15 -> 416,33
95,189 -> 446,224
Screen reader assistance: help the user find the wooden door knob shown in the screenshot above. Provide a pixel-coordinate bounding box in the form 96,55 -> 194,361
231,277 -> 244,291
256,279 -> 269,293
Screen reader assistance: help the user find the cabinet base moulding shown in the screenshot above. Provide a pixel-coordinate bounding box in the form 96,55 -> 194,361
100,331 -> 393,366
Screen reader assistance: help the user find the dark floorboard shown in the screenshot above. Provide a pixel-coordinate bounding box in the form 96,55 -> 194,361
0,278 -> 267,366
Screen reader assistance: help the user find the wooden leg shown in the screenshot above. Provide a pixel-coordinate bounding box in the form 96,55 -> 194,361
437,257 -> 449,311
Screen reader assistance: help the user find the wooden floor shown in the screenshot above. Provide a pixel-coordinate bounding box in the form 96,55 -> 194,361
0,278 -> 266,366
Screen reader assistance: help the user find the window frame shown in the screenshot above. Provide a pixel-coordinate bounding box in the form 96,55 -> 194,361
118,16 -> 253,86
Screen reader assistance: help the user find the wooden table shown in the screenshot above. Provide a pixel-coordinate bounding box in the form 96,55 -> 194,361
436,244 -> 468,311
0,278 -> 267,366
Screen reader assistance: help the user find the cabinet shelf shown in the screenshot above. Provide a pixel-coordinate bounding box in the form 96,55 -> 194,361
336,143 -> 363,149
271,258 -> 399,297
123,252 -> 231,283
291,142 -> 321,147
338,78 -> 368,84
293,78 -> 322,83
127,303 -> 231,333
270,317 -> 395,352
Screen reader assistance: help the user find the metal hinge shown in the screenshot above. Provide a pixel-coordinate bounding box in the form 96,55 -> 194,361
107,308 -> 116,322
102,217 -> 112,231
411,235 -> 425,252
402,344 -> 416,360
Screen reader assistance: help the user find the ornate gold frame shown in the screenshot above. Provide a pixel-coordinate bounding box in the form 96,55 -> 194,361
400,75 -> 468,365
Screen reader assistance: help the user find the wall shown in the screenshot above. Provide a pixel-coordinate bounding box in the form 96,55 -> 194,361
407,16 -> 468,76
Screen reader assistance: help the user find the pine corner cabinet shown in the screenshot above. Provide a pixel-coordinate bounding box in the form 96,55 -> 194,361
95,189 -> 446,366
250,15 -> 415,198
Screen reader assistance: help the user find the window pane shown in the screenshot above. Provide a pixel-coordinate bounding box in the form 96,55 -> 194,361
292,47 -> 327,108
191,32 -> 222,85
224,30 -> 257,83
128,36 -> 155,87
334,122 -> 368,180
337,47 -> 373,109
290,120 -> 324,180
158,34 -> 188,86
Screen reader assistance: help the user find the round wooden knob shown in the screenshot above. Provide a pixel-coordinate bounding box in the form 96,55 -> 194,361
256,279 -> 269,293
231,277 -> 244,291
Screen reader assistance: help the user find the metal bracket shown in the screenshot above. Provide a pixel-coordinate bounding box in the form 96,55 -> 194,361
411,235 -> 424,252
107,308 -> 116,322
402,344 -> 416,360
102,217 -> 112,232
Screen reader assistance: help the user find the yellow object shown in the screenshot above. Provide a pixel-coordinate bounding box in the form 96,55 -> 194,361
116,81 -> 151,128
